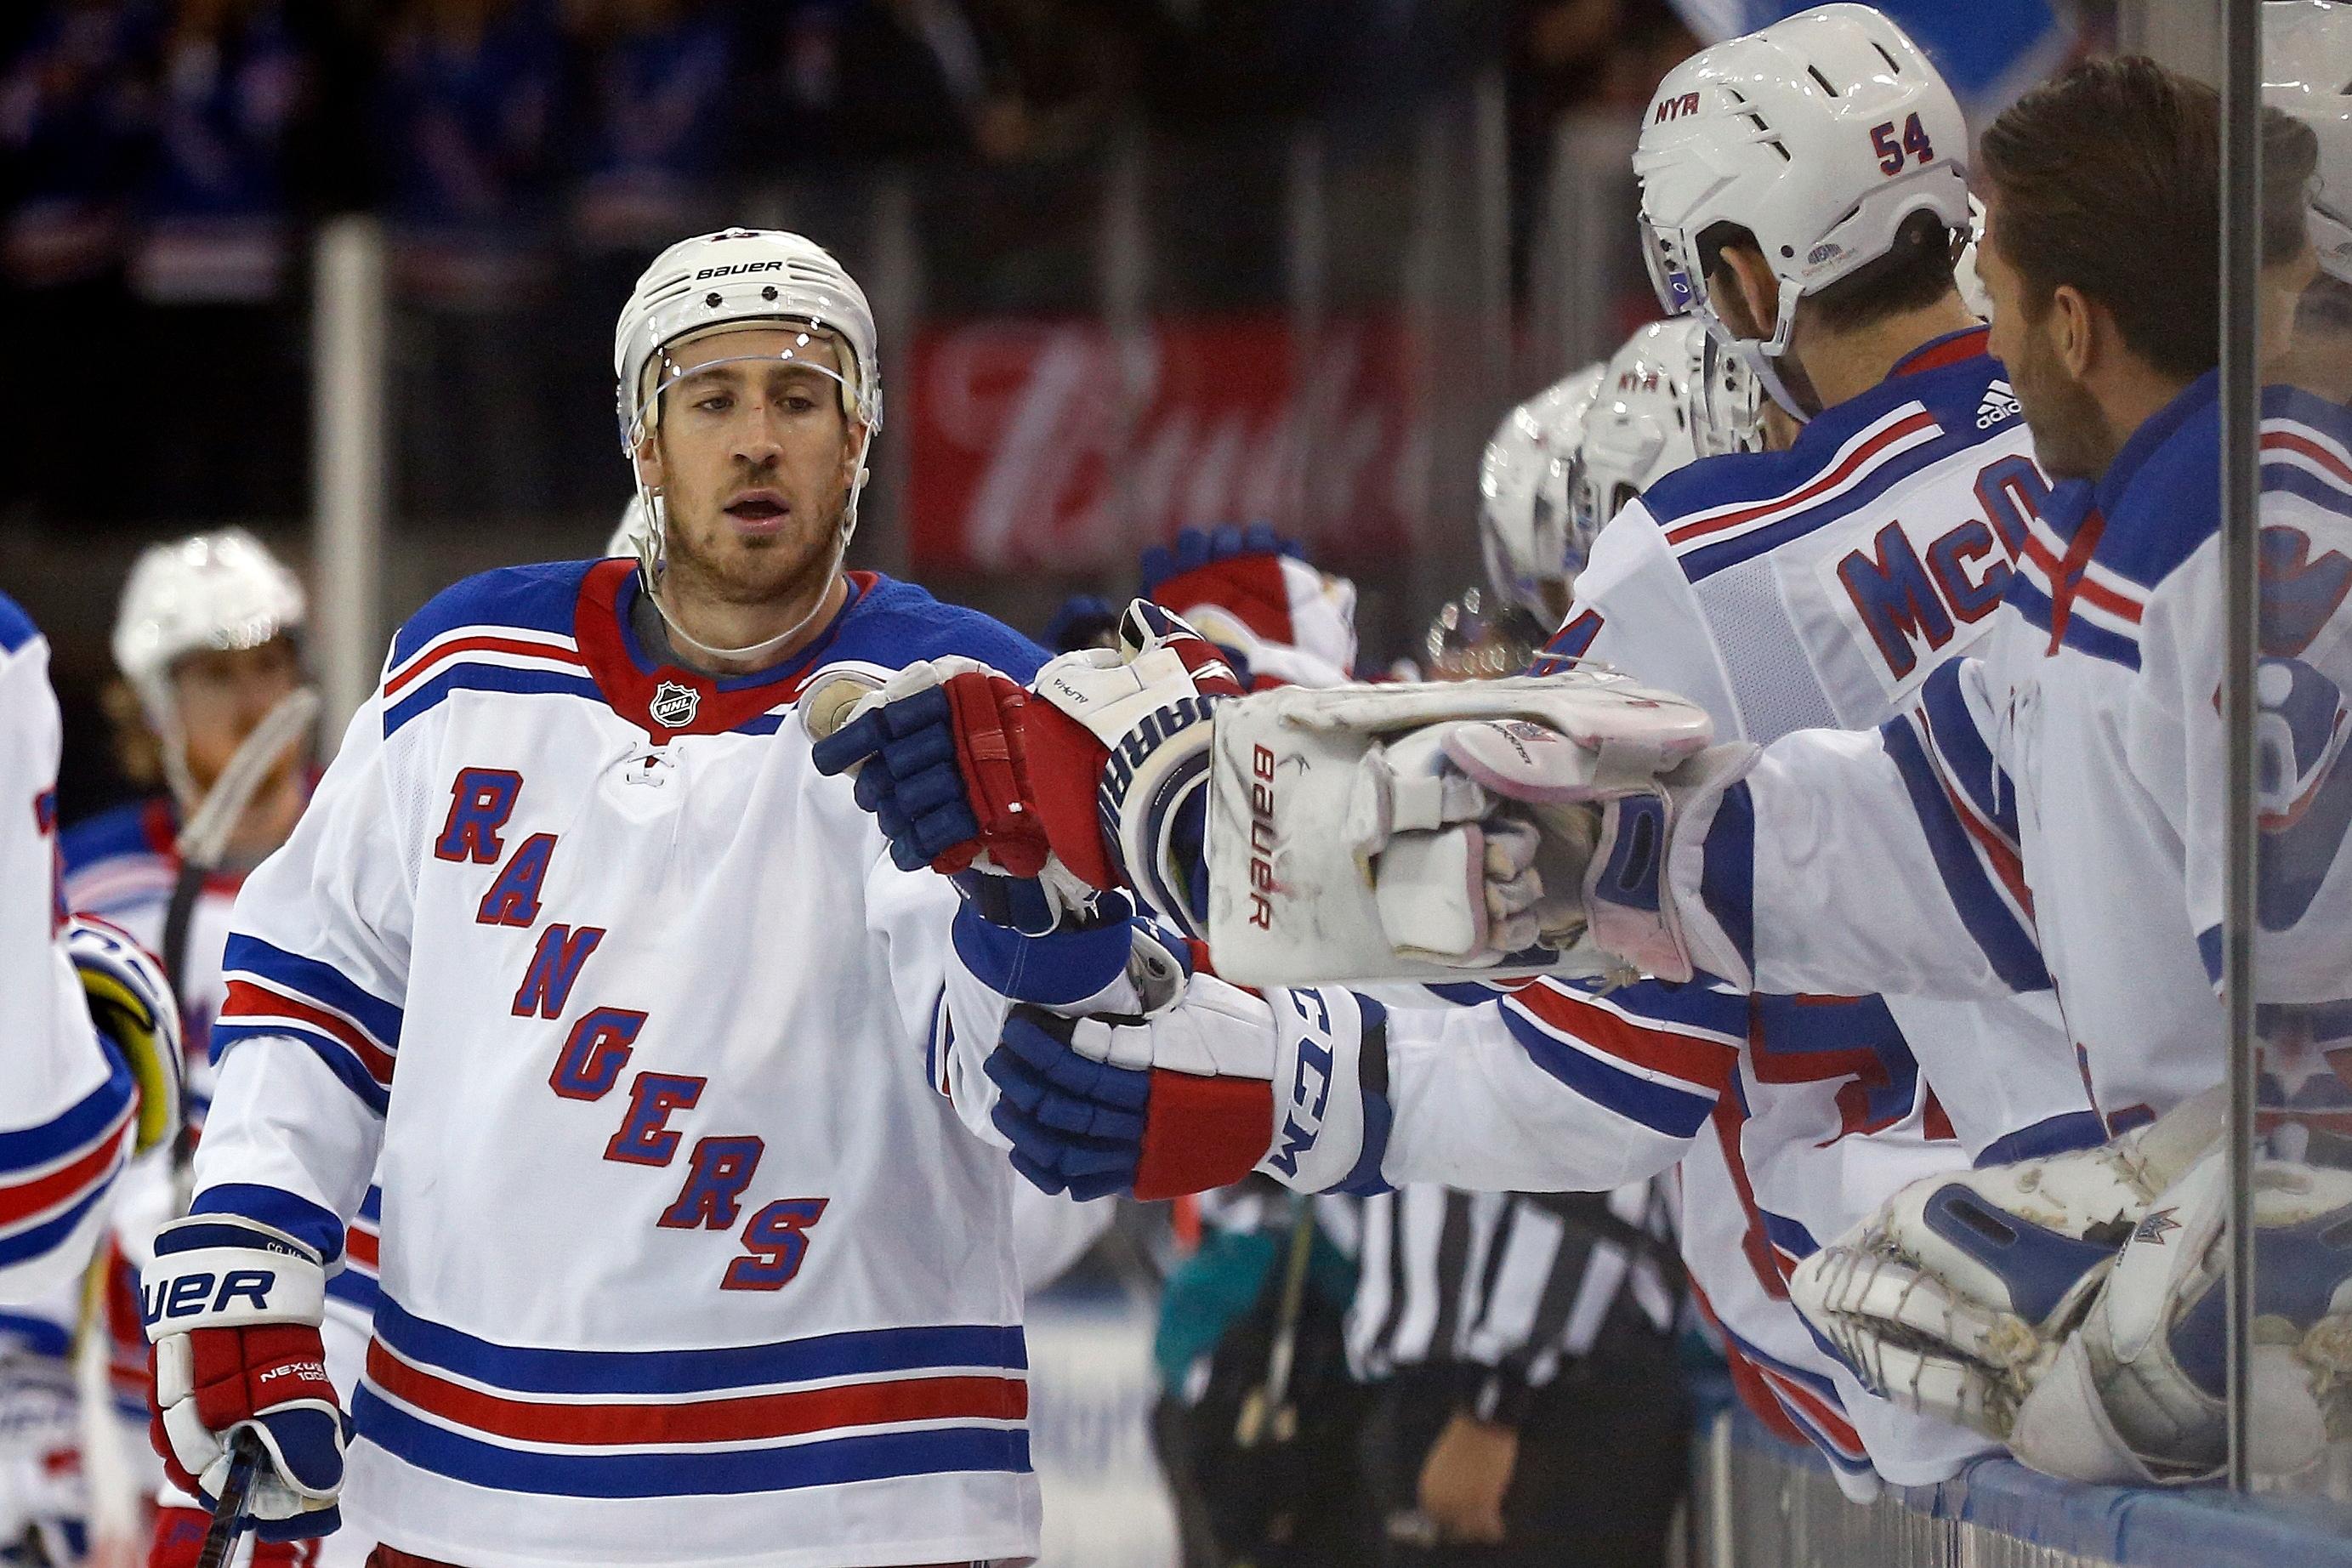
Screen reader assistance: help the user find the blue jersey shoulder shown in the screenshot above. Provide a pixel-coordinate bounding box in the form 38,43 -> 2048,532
59,798 -> 165,879
1634,349 -> 2014,584
838,575 -> 1049,683
389,560 -> 594,668
0,593 -> 39,656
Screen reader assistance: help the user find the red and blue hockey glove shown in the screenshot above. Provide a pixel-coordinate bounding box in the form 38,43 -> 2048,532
65,915 -> 183,1156
812,605 -> 1241,935
149,1503 -> 320,1566
141,1215 -> 348,1542
985,980 -> 1392,1202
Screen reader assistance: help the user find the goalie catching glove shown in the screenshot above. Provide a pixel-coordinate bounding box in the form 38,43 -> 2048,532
140,1213 -> 349,1540
809,602 -> 1241,934
1776,1088 -> 2352,1485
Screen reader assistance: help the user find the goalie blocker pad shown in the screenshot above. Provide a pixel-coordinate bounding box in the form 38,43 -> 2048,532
1206,673 -> 1713,986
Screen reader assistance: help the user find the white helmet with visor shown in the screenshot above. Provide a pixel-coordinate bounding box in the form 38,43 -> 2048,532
1634,3 -> 1969,418
1571,317 -> 1764,554
613,228 -> 883,659
1478,363 -> 1605,622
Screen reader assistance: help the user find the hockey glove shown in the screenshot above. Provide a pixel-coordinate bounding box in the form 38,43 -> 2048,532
65,915 -> 183,1156
140,1215 -> 347,1541
1787,1088 -> 2222,1480
150,1504 -> 320,1566
1142,524 -> 1358,689
986,979 -> 1389,1202
1578,742 -> 1758,985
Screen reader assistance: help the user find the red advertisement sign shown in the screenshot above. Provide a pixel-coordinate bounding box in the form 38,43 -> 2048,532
907,315 -> 1425,574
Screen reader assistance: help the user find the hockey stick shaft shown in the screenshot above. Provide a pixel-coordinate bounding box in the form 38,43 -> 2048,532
196,1429 -> 264,1568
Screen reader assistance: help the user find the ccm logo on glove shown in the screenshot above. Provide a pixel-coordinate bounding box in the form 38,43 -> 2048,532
143,1270 -> 280,1324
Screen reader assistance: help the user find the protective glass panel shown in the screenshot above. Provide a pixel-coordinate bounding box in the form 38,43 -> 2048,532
2251,0 -> 2352,1501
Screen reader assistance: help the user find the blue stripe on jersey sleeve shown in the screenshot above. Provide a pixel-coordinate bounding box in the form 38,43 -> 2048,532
1915,660 -> 2019,844
1495,1006 -> 1715,1137
1975,1110 -> 2109,1167
383,667 -> 606,739
0,594 -> 37,656
220,935 -> 405,1050
1598,974 -> 1750,1038
372,1297 -> 1028,1395
1700,782 -> 1756,975
189,1183 -> 349,1265
0,1183 -> 115,1269
1677,432 -> 1974,584
1881,719 -> 2052,992
354,1387 -> 1031,1499
389,562 -> 592,669
0,1051 -> 134,1171
210,1020 -> 391,1114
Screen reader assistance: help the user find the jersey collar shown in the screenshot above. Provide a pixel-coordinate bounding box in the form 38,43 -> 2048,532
1785,325 -> 1994,462
571,558 -> 876,739
2093,367 -> 2216,512
1887,325 -> 1991,378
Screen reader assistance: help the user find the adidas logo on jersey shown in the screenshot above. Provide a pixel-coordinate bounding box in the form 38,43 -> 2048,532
1975,382 -> 2022,429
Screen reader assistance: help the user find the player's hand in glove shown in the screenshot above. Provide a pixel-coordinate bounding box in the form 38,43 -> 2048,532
1142,524 -> 1358,688
986,974 -> 1390,1202
1576,742 -> 1759,985
65,915 -> 183,1155
150,1503 -> 320,1566
812,604 -> 1241,934
140,1214 -> 349,1541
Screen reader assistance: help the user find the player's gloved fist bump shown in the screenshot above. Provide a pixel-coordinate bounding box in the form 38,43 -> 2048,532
1581,741 -> 1758,986
810,656 -> 1114,930
140,1214 -> 347,1540
1027,601 -> 1242,932
986,977 -> 1389,1202
65,914 -> 184,1156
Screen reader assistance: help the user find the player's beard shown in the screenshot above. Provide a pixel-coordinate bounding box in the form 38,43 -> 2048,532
2007,327 -> 2118,483
663,482 -> 846,615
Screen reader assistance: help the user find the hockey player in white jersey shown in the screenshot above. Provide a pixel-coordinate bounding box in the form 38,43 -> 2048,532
805,6 -> 2120,1492
60,529 -> 385,1566
136,229 -> 1056,1568
0,592 -> 182,1566
1580,59 -> 2346,1481
0,591 -> 182,1305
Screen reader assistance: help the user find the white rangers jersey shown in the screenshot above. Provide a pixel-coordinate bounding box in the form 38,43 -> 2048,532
190,560 -> 1048,1568
1707,374 -> 2352,1138
64,792 -> 382,1558
0,592 -> 139,1304
1116,331 -> 2096,1490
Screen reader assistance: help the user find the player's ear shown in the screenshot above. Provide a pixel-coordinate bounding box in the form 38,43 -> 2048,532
2048,284 -> 2096,380
1713,244 -> 1779,344
633,431 -> 666,491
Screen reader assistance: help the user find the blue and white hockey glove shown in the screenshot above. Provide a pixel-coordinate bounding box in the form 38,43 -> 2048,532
141,1214 -> 349,1541
1581,742 -> 1758,986
65,914 -> 183,1156
987,978 -> 1392,1202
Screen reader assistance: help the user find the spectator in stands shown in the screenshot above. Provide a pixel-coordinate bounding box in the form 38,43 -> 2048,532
135,0 -> 316,519
375,0 -> 560,299
0,0 -> 153,522
566,0 -> 732,248
743,0 -> 1024,164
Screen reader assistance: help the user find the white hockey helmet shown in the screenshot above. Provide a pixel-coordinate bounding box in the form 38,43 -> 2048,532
113,528 -> 306,730
1572,317 -> 1764,553
2266,0 -> 2352,286
1953,196 -> 1992,321
1635,3 -> 1970,416
1479,363 -> 1606,621
613,228 -> 883,583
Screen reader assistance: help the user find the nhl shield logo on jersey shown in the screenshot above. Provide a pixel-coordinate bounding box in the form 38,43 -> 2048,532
650,680 -> 702,729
